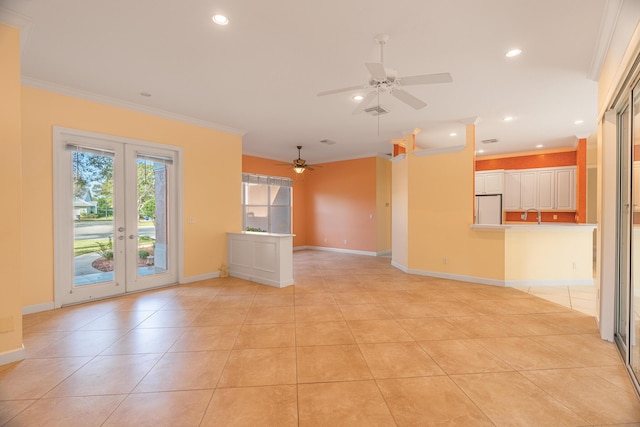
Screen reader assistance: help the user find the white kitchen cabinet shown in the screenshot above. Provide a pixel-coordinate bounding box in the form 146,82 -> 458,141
537,170 -> 555,210
500,166 -> 576,211
504,172 -> 521,210
520,171 -> 538,209
556,168 -> 576,210
475,170 -> 504,194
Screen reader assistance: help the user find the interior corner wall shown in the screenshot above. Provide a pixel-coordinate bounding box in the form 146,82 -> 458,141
305,157 -> 378,252
0,23 -> 24,360
391,155 -> 409,268
376,157 -> 392,253
242,155 -> 307,247
21,86 -> 242,307
398,126 -> 505,282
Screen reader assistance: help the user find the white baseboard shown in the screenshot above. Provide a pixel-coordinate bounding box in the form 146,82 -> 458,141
180,272 -> 220,284
376,250 -> 392,257
391,261 -> 594,287
22,302 -> 55,315
299,246 -> 378,257
293,246 -> 309,251
0,345 -> 25,366
228,271 -> 294,288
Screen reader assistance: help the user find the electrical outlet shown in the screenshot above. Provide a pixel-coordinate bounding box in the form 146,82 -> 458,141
344,239 -> 348,245
443,257 -> 448,265
553,214 -> 557,220
324,238 -> 328,243
572,261 -> 576,270
188,217 -> 197,224
369,213 -> 373,219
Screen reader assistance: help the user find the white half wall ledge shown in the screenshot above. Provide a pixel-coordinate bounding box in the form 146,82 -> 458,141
180,272 -> 221,284
22,301 -> 55,315
0,346 -> 25,366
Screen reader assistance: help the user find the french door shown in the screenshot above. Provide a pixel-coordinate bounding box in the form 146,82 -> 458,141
54,128 -> 180,307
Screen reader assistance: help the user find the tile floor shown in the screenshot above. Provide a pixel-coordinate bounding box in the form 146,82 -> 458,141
513,285 -> 597,317
2,250 -> 639,426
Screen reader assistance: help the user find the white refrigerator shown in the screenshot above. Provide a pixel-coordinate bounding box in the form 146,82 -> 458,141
475,194 -> 502,225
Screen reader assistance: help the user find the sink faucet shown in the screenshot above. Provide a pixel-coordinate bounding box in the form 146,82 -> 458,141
521,208 -> 541,224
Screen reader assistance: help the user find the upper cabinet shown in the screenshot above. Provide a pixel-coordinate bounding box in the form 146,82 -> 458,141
475,170 -> 504,194
480,166 -> 576,211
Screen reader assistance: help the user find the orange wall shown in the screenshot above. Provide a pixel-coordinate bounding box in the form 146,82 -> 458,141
305,157 -> 378,252
576,139 -> 587,223
476,151 -> 576,171
242,155 -> 307,247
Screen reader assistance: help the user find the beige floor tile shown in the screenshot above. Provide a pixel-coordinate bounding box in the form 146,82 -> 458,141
295,291 -> 337,306
244,305 -> 296,324
29,329 -> 123,358
332,291 -> 376,304
297,345 -> 371,383
234,323 -> 296,349
169,324 -> 241,351
0,400 -> 34,425
295,304 -> 344,322
359,342 -> 443,378
134,350 -> 229,392
103,390 -> 213,427
295,320 -> 355,346
298,380 -> 396,427
218,347 -> 296,387
452,372 -> 587,426
160,295 -> 214,310
338,303 -> 391,320
206,295 -> 255,309
492,313 -> 572,336
396,317 -> 469,341
0,357 -> 90,400
347,319 -> 413,343
530,333 -> 621,367
256,284 -> 295,294
201,385 -> 298,427
78,310 -> 154,331
370,290 -> 416,304
22,331 -> 70,358
419,339 -> 513,374
522,368 -> 640,425
191,306 -> 248,326
474,336 -> 579,370
100,327 -> 185,354
377,376 -> 494,426
136,309 -> 202,328
252,294 -> 295,307
585,365 -> 639,394
379,303 -> 440,318
4,395 -> 125,427
45,353 -> 160,397
217,284 -> 259,296
533,312 -> 599,334
445,315 -> 523,338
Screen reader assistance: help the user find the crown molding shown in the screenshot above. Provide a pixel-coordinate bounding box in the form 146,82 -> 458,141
0,6 -> 32,52
475,146 -> 576,160
22,76 -> 247,136
588,0 -> 624,81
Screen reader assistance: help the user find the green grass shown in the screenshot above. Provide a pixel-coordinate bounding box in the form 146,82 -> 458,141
74,238 -> 109,256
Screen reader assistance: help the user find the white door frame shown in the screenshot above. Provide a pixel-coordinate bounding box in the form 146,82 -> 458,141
53,127 -> 184,307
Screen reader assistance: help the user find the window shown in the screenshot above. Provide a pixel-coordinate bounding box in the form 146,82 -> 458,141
242,173 -> 292,233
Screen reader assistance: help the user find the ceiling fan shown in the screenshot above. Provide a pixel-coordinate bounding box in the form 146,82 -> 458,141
317,34 -> 453,114
278,146 -> 317,174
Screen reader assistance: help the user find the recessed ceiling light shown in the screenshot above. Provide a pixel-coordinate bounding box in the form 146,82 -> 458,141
536,144 -> 544,148
212,14 -> 229,25
140,92 -> 151,97
353,95 -> 364,101
449,132 -> 457,137
477,149 -> 485,154
505,48 -> 522,58
503,116 -> 514,122
574,119 -> 584,124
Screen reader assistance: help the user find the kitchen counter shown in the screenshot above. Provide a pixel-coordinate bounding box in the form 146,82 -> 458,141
472,223 -> 597,230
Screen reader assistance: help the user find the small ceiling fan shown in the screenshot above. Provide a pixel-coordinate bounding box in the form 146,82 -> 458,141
278,146 -> 317,174
317,34 -> 453,114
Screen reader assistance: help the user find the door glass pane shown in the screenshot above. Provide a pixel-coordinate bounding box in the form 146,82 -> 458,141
137,157 -> 168,277
73,150 -> 115,286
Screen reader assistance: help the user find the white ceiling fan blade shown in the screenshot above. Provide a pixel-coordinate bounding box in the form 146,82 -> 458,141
398,72 -> 453,86
317,85 -> 365,97
365,62 -> 387,81
352,91 -> 377,115
391,89 -> 427,110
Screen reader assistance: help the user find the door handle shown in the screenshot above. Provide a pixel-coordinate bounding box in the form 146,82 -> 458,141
129,234 -> 137,239
118,226 -> 125,232
118,235 -> 124,240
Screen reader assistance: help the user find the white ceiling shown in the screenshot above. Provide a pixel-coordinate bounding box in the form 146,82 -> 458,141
1,0 -> 611,164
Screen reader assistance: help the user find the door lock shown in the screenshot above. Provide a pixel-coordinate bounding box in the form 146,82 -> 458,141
118,226 -> 125,232
129,234 -> 137,239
